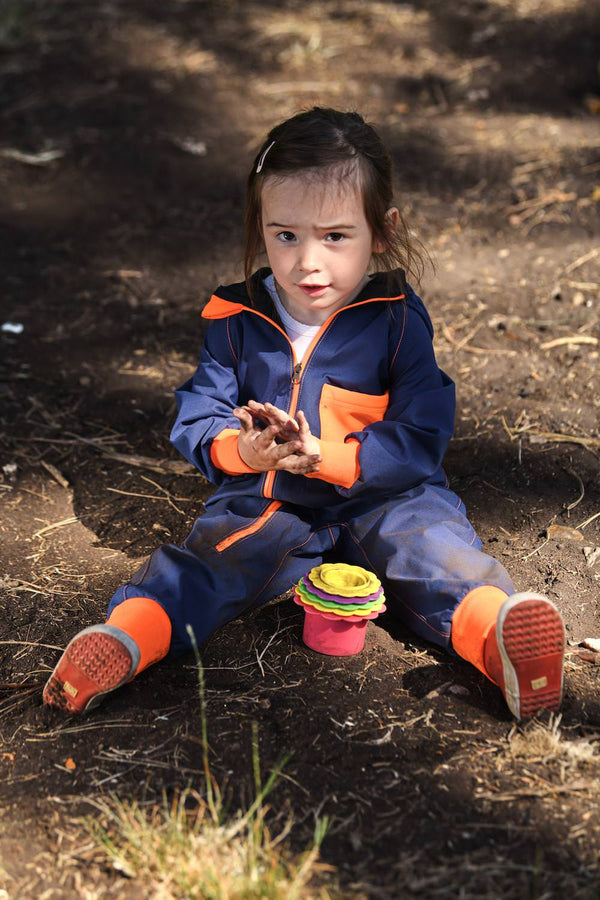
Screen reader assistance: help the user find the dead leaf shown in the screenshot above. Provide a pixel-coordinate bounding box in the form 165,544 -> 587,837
425,680 -> 452,699
573,648 -> 600,665
583,546 -> 600,567
545,524 -> 584,542
572,638 -> 600,665
584,95 -> 600,115
582,637 -> 600,653
448,684 -> 470,696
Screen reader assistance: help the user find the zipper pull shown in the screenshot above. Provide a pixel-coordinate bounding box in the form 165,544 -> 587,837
292,362 -> 302,384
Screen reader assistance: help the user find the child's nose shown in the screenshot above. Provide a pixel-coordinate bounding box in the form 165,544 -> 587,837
297,241 -> 321,272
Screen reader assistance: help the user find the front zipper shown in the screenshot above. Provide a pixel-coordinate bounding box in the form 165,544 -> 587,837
263,336 -> 320,498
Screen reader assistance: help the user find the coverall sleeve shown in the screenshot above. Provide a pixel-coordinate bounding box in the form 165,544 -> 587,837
170,322 -> 253,484
309,295 -> 456,497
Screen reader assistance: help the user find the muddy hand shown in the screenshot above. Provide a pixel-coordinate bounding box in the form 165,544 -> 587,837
244,400 -> 300,442
233,407 -> 320,473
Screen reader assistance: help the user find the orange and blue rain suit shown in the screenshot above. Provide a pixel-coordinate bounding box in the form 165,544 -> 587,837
108,268 -> 514,657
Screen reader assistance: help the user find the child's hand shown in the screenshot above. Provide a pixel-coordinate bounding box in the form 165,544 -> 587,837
242,400 -> 300,443
294,410 -> 321,457
233,406 -> 321,474
241,402 -> 320,457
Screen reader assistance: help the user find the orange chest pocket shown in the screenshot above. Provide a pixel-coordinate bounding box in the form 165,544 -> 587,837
318,383 -> 389,444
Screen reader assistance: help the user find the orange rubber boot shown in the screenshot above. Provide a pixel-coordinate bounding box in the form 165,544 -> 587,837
43,598 -> 172,714
107,596 -> 172,674
451,585 -> 508,675
483,593 -> 565,719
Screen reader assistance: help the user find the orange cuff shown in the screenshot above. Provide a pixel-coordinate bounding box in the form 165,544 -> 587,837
305,438 -> 360,489
451,585 -> 509,675
210,428 -> 257,475
107,597 -> 172,674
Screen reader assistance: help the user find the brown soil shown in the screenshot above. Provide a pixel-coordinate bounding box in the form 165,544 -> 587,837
1,1 -> 600,897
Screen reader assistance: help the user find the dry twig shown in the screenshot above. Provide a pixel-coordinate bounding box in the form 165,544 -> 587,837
564,467 -> 585,511
540,336 -> 598,350
564,247 -> 600,275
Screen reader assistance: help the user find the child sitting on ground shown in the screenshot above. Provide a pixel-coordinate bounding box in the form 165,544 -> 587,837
43,107 -> 565,719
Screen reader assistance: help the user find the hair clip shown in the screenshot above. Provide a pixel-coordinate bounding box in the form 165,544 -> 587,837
256,140 -> 275,174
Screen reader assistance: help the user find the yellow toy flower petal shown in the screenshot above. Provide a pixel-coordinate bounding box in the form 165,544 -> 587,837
308,563 -> 380,597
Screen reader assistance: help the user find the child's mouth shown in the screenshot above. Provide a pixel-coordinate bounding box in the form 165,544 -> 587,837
298,284 -> 329,297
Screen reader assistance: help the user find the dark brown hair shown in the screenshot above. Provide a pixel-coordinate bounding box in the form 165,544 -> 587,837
244,107 -> 426,295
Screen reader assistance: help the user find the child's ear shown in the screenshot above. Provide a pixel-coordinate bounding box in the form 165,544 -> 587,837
373,207 -> 400,253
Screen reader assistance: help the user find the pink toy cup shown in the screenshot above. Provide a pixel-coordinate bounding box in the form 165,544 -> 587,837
301,605 -> 368,656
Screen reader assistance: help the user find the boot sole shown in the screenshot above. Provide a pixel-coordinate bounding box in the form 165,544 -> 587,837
496,593 -> 565,719
43,625 -> 140,714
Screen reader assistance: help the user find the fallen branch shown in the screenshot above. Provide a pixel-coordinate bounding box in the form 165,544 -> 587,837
24,434 -> 200,477
506,189 -> 577,224
70,434 -> 199,477
40,460 -> 70,489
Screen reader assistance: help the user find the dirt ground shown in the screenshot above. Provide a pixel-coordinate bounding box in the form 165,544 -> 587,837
1,1 -> 600,897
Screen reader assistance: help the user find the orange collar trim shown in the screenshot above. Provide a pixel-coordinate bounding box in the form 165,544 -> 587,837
202,295 -> 247,319
202,292 -> 405,321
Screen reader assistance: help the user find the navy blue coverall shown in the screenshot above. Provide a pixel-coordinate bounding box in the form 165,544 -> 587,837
108,269 -> 513,655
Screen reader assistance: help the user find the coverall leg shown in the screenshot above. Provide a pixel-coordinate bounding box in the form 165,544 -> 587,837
108,495 -> 336,656
109,483 -> 512,658
328,483 -> 514,650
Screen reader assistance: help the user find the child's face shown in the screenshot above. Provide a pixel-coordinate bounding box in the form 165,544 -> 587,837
261,173 -> 383,325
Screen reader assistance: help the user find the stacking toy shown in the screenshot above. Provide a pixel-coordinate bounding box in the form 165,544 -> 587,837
294,563 -> 386,656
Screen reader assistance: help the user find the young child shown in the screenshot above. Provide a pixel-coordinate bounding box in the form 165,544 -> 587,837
43,107 -> 565,720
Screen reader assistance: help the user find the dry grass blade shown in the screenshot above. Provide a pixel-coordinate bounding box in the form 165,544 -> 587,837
539,336 -> 598,350
527,432 -> 600,450
0,639 -> 63,651
577,510 -> 600,530
441,324 -> 517,356
563,467 -> 585,511
564,247 -> 600,274
86,789 -> 334,900
504,420 -> 600,452
477,782 -> 595,802
508,715 -> 599,766
33,516 -> 78,538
